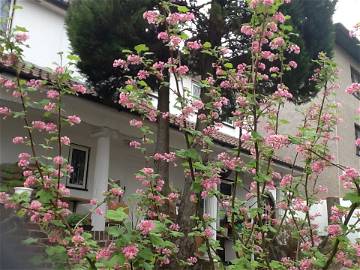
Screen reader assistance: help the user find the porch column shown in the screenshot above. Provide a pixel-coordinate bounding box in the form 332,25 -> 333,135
204,195 -> 218,239
91,127 -> 111,231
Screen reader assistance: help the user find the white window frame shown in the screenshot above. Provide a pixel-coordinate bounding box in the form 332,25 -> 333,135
192,81 -> 201,98
66,144 -> 90,190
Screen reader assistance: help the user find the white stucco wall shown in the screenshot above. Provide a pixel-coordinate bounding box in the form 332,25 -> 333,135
12,0 -> 72,69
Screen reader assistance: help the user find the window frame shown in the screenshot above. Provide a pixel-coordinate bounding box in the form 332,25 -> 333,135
192,81 -> 201,98
355,124 -> 360,157
350,66 -> 360,100
66,143 -> 90,190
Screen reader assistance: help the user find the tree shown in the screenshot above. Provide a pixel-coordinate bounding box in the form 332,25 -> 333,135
1,0 -> 360,269
67,0 -> 172,195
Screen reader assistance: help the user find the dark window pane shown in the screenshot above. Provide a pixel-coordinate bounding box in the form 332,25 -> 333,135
70,148 -> 86,185
356,125 -> 360,156
351,67 -> 360,99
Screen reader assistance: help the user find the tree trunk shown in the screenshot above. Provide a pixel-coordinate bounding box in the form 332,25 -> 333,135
154,83 -> 171,195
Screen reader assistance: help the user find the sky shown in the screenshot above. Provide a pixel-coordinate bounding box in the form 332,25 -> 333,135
333,0 -> 360,29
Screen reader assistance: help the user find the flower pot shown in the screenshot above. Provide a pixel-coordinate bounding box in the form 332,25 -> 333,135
14,187 -> 33,196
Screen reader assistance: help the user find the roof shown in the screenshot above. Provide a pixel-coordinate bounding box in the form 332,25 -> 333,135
335,23 -> 360,64
0,61 -> 303,172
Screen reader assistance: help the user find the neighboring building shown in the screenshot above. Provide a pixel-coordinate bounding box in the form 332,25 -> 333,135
0,0 -> 359,262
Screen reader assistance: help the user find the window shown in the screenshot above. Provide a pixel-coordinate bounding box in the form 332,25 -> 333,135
0,0 -> 13,32
351,67 -> 360,99
355,124 -> 360,156
192,81 -> 201,98
67,144 -> 90,190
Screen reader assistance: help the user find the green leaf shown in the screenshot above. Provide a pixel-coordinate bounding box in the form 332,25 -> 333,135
224,62 -> 233,69
106,208 -> 128,222
149,233 -> 165,246
36,189 -> 54,203
177,5 -> 189,13
176,149 -> 200,161
107,226 -> 122,237
269,261 -> 286,270
203,41 -> 212,49
67,54 -> 80,61
134,44 -> 149,54
22,237 -> 38,245
138,247 -> 154,261
343,192 -> 360,204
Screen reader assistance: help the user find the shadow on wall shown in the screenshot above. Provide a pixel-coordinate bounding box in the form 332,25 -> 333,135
0,206 -> 50,269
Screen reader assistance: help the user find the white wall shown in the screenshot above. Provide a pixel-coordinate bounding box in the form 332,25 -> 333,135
12,0 -> 72,69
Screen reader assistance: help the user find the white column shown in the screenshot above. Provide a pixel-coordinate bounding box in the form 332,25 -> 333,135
91,127 -> 111,231
205,195 -> 218,239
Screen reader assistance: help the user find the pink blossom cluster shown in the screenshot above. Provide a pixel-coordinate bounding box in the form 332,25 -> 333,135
166,12 -> 195,25
137,219 -> 155,235
153,152 -> 176,163
264,134 -> 289,149
345,83 -> 360,94
122,244 -> 139,260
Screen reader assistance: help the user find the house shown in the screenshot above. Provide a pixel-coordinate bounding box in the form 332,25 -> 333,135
0,0 -> 359,262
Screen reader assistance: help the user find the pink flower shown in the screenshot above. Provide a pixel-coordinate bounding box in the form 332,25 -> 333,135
153,61 -> 165,70
327,224 -> 342,236
4,80 -> 16,89
90,199 -> 97,205
168,192 -> 179,201
143,167 -> 154,175
176,65 -> 189,75
137,70 -> 149,80
129,140 -> 141,148
53,156 -> 64,165
24,175 -> 37,187
12,136 -> 24,144
129,119 -> 143,128
30,200 -> 42,211
15,32 -> 29,42
157,32 -> 169,41
288,44 -> 300,54
192,100 -> 204,110
44,102 -> 56,112
273,12 -> 285,23
127,54 -> 141,65
187,40 -> 202,50
0,107 -> 11,118
72,234 -> 84,245
241,25 -> 255,36
67,115 -> 81,125
356,138 -> 360,146
95,208 -> 104,216
137,220 -> 155,235
311,160 -> 325,174
47,90 -> 59,99
280,174 -> 293,187
265,134 -> 289,149
345,83 -> 360,94
270,37 -> 285,50
71,84 -> 87,94
288,61 -> 297,69
170,223 -> 180,231
263,0 -> 274,6
299,259 -> 312,270
122,244 -> 139,260
169,35 -> 182,48
113,59 -> 127,68
26,79 -> 42,89
204,228 -> 214,238
143,10 -> 159,24
187,256 -> 198,265
55,67 -> 65,74
45,122 -> 57,132
60,136 -> 71,145
110,187 -> 124,197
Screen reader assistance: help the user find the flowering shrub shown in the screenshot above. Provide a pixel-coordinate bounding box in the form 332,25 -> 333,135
0,0 -> 359,269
